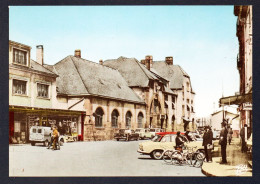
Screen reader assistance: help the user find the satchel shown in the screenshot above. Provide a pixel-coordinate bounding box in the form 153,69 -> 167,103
207,144 -> 213,149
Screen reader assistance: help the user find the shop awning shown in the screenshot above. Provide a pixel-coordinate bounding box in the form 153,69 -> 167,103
219,93 -> 252,106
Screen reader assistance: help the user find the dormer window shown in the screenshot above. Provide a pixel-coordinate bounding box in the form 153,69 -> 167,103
13,48 -> 27,66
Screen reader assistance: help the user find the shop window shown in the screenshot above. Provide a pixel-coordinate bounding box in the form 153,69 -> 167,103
137,112 -> 143,128
37,83 -> 49,98
13,79 -> 27,95
111,109 -> 119,128
94,107 -> 104,127
13,48 -> 27,66
126,111 -> 132,128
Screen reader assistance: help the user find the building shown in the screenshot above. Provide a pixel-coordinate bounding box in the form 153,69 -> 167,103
104,55 -> 196,132
103,56 -> 177,131
9,41 -> 85,144
219,6 -> 252,139
152,57 -> 196,132
211,110 -> 240,137
47,51 -> 146,141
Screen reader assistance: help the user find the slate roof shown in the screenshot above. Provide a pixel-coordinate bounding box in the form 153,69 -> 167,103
152,61 -> 193,91
103,57 -> 159,87
53,55 -> 144,104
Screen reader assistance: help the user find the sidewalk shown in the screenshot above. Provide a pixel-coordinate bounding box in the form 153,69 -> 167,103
201,138 -> 252,177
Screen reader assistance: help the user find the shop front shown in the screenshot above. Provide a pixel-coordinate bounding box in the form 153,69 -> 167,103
9,105 -> 86,144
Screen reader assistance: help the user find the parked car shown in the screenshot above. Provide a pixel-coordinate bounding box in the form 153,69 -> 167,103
138,132 -> 206,160
29,126 -> 65,146
114,129 -> 139,141
135,128 -> 153,139
149,128 -> 164,138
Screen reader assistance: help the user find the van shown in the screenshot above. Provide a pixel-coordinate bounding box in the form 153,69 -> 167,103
29,126 -> 65,147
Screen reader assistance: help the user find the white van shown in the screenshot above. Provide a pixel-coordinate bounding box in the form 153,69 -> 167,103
29,126 -> 65,147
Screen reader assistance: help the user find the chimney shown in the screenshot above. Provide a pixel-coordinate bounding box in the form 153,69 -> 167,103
141,59 -> 146,65
145,55 -> 153,70
74,49 -> 81,58
99,59 -> 103,65
165,56 -> 173,65
36,45 -> 44,65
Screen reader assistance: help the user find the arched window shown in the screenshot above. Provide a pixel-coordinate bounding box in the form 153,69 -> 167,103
125,111 -> 132,129
111,109 -> 119,128
94,107 -> 104,127
138,112 -> 144,128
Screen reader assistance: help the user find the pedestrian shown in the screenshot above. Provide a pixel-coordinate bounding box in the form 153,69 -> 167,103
52,126 -> 59,150
47,126 -> 54,149
202,126 -> 213,162
227,127 -> 233,145
175,131 -> 185,151
219,121 -> 228,164
240,124 -> 248,153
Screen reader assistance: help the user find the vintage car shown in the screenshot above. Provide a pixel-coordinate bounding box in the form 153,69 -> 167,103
135,128 -> 153,139
149,128 -> 164,137
29,126 -> 65,146
137,132 -> 206,159
114,129 -> 139,141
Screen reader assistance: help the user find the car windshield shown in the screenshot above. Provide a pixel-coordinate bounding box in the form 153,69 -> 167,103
135,129 -> 141,132
150,129 -> 155,132
151,135 -> 162,142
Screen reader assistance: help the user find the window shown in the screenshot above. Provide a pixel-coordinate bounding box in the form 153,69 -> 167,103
137,112 -> 143,128
94,107 -> 104,127
37,83 -> 49,98
186,82 -> 190,92
13,48 -> 27,65
32,129 -> 36,133
161,135 -> 170,142
111,109 -> 119,128
38,129 -> 42,133
126,111 -> 132,129
13,79 -> 27,95
164,94 -> 168,101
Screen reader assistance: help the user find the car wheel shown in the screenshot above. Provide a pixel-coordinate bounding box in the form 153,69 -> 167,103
60,138 -> 64,146
116,138 -> 119,141
44,140 -> 49,147
143,136 -> 146,140
31,142 -> 35,146
152,150 -> 163,160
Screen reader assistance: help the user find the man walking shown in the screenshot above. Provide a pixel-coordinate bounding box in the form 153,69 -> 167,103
240,124 -> 248,153
219,121 -> 228,164
202,126 -> 213,162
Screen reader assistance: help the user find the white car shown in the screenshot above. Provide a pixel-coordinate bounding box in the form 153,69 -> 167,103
29,126 -> 65,147
149,128 -> 164,138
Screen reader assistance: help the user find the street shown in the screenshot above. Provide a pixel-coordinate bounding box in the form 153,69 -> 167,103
9,140 -> 205,177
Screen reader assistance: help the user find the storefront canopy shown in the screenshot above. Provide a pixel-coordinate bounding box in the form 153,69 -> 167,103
219,93 -> 252,106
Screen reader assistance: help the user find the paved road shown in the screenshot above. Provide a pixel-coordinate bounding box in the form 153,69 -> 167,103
9,140 -> 205,176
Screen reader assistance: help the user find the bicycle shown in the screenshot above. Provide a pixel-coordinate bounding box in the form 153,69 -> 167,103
185,146 -> 205,167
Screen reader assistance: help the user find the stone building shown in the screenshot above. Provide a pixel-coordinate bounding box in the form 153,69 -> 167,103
9,41 -> 84,144
152,57 -> 196,132
103,56 -> 177,132
47,51 -> 146,141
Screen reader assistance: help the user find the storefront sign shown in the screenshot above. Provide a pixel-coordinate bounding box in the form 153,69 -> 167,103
243,103 -> 252,110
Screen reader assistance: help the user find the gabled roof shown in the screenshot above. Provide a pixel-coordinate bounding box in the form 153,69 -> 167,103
10,59 -> 58,77
152,61 -> 192,90
53,55 -> 144,104
103,57 -> 159,87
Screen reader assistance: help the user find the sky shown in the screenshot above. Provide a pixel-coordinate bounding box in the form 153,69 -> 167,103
9,6 -> 239,117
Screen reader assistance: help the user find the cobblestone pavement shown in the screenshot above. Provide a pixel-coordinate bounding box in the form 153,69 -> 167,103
9,140 -> 205,177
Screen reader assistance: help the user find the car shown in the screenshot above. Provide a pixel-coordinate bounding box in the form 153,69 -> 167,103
149,128 -> 164,138
138,131 -> 207,160
135,128 -> 153,139
29,126 -> 65,147
114,129 -> 139,141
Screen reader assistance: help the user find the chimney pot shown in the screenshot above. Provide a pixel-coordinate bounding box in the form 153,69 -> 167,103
99,59 -> 103,65
145,55 -> 153,70
165,56 -> 173,65
74,49 -> 81,58
36,45 -> 44,65
141,59 -> 146,65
